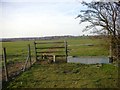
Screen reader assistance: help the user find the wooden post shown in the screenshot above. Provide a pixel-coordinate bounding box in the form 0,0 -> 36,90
109,44 -> 112,57
109,43 -> 113,63
28,44 -> 31,67
109,34 -> 113,63
23,44 -> 32,71
3,47 -> 8,81
42,54 -> 45,60
34,41 -> 37,61
53,55 -> 56,62
117,45 -> 120,61
23,55 -> 29,71
64,41 -> 68,62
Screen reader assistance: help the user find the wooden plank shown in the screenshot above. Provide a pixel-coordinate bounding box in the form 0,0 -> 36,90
36,46 -> 65,49
35,42 -> 64,44
56,55 -> 66,57
37,55 -> 66,57
36,51 -> 64,53
3,47 -> 9,82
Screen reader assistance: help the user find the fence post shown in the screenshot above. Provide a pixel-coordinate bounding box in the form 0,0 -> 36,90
23,55 -> 29,71
53,55 -> 56,63
117,45 -> 120,61
34,41 -> 37,61
64,41 -> 68,62
109,44 -> 112,57
28,44 -> 31,67
109,44 -> 113,63
3,47 -> 8,82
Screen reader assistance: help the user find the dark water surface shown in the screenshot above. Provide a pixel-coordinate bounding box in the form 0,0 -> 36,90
67,56 -> 109,64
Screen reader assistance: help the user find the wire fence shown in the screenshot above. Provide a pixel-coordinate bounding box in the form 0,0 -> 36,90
2,44 -> 36,82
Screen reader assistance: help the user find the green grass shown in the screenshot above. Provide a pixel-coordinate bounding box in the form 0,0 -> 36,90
2,37 -> 109,58
2,41 -> 35,63
66,37 -> 109,56
6,63 -> 118,88
2,37 -> 118,88
1,37 -> 109,67
2,41 -> 33,55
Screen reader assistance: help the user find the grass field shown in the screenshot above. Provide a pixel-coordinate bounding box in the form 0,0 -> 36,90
2,36 -> 118,88
1,37 -> 109,68
2,36 -> 109,58
6,63 -> 118,88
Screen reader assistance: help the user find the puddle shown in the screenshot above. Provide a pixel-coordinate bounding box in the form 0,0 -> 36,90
67,56 -> 109,64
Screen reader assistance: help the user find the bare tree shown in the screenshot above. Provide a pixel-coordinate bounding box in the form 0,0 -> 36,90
76,1 -> 120,60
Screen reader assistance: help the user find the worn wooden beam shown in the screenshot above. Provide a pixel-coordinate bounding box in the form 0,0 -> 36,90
37,55 -> 66,57
35,42 -> 64,44
34,41 -> 37,61
36,46 -> 65,49
36,51 -> 64,53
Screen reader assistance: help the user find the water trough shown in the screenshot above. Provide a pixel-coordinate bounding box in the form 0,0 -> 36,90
67,56 -> 110,64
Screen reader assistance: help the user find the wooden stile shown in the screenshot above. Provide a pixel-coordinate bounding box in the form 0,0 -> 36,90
34,40 -> 68,62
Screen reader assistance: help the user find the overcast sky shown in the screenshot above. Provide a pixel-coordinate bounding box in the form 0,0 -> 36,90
0,0 -> 95,38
